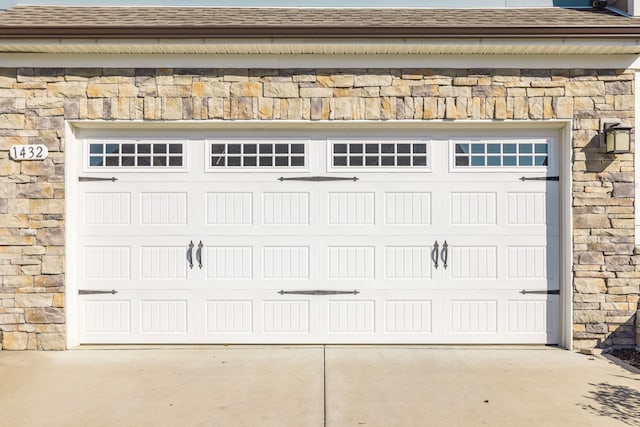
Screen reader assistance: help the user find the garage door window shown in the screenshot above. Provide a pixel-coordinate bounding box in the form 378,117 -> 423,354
454,141 -> 549,168
330,141 -> 429,168
209,142 -> 306,169
88,141 -> 184,168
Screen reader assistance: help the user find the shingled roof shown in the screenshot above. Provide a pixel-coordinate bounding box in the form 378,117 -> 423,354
1,6 -> 640,38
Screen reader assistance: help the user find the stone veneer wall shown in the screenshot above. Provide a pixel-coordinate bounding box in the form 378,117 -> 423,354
0,67 -> 638,350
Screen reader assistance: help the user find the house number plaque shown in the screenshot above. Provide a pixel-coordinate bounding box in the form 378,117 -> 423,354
9,144 -> 48,161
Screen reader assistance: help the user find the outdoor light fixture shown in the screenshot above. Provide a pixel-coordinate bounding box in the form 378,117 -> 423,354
600,119 -> 632,154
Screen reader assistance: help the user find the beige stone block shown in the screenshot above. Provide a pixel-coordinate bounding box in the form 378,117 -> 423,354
142,97 -> 160,120
21,159 -> 56,177
32,325 -> 64,334
3,331 -> 28,350
444,97 -> 457,120
573,324 -> 586,332
553,97 -> 573,119
86,99 -> 103,119
573,214 -> 609,229
526,97 -> 543,119
34,274 -> 64,288
411,85 -> 438,97
47,82 -> 87,97
300,87 -> 333,98
119,83 -> 139,98
526,88 -> 545,97
0,236 -> 34,246
362,98 -> 380,120
229,82 -> 259,97
507,88 -> 527,97
162,98 -> 183,120
86,83 -> 119,98
0,313 -> 23,324
0,265 -> 21,275
21,265 -> 41,276
263,82 -> 298,98
25,307 -> 64,324
378,85 -> 410,97
574,294 -> 605,303
0,182 -> 16,199
573,97 -> 595,110
207,98 -> 224,119
354,75 -> 392,87
287,98 -> 303,120
257,97 -> 273,120
0,114 -> 25,129
0,214 -> 28,228
317,75 -> 354,88
333,97 -> 355,120
574,278 -> 606,293
29,199 -> 64,214
16,182 -> 54,199
565,81 -> 605,97
438,86 -> 471,98
608,285 -> 640,294
577,252 -> 605,265
423,98 -> 437,119
41,256 -> 64,274
15,293 -> 53,308
602,303 -> 632,311
453,77 -> 477,86
333,88 -> 366,98
52,293 -> 64,308
614,95 -> 634,110
472,86 -> 506,97
191,81 -> 229,98
381,97 -> 395,120
37,332 -> 66,350
157,85 -> 191,98
494,98 -> 507,120
573,310 -> 606,323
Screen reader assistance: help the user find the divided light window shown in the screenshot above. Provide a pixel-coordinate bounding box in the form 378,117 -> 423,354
331,141 -> 429,168
210,142 -> 306,168
454,141 -> 549,168
88,142 -> 184,168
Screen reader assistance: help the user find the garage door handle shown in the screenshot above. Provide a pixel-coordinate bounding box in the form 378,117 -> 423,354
432,241 -> 439,269
442,241 -> 449,269
197,241 -> 204,269
187,241 -> 194,269
278,176 -> 359,182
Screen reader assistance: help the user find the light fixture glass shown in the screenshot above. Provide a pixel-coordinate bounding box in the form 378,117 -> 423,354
604,124 -> 632,154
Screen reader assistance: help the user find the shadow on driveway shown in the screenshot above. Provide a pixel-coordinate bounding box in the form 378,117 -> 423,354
579,382 -> 640,427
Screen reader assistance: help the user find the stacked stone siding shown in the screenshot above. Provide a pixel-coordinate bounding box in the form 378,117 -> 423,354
0,67 -> 638,350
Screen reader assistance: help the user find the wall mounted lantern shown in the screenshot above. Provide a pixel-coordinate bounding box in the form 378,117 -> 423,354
600,119 -> 632,154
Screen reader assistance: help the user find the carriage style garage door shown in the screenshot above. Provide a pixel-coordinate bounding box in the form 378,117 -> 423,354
76,131 -> 560,344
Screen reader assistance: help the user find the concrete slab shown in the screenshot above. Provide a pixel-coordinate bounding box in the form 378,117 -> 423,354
0,346 -> 324,427
325,346 -> 640,427
0,346 -> 638,427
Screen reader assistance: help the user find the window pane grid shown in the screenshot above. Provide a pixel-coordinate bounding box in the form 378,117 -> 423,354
454,142 -> 548,168
88,142 -> 183,168
332,142 -> 428,168
210,143 -> 306,168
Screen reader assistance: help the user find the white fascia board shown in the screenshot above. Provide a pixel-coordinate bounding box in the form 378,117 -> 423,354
2,52 -> 640,70
1,37 -> 640,55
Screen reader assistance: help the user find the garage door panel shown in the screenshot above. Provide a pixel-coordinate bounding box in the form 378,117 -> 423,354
78,135 -> 561,345
441,290 -> 559,344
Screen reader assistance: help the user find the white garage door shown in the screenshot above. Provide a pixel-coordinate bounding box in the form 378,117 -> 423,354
76,132 -> 560,344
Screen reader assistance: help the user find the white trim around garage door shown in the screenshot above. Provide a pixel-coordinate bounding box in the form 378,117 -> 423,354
64,120 -> 574,348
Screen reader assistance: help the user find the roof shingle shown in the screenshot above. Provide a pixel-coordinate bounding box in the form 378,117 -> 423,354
1,6 -> 639,38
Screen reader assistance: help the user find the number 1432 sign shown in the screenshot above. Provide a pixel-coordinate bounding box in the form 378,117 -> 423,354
10,144 -> 49,161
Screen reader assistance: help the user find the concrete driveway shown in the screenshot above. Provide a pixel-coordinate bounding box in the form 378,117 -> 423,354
0,346 -> 638,427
